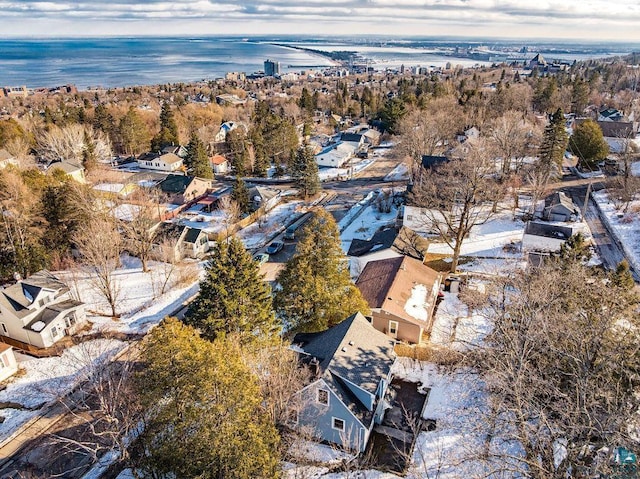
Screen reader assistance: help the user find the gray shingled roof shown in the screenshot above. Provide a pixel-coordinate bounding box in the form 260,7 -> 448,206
295,313 -> 394,393
294,312 -> 396,427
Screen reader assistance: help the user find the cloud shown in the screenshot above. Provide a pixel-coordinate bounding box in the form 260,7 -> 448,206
1,0 -> 640,39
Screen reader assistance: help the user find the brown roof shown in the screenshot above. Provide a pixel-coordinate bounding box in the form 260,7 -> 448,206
0,343 -> 12,354
356,256 -> 442,326
210,154 -> 227,165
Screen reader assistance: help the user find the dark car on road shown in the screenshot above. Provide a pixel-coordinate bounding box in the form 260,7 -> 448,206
265,241 -> 284,254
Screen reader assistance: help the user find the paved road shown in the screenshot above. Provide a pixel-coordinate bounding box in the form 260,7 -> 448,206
566,184 -> 640,282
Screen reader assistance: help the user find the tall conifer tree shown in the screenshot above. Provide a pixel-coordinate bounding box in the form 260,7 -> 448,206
275,210 -> 369,333
185,238 -> 279,344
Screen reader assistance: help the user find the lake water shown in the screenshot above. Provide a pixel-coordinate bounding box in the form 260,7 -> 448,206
0,37 -> 336,89
0,36 -> 635,90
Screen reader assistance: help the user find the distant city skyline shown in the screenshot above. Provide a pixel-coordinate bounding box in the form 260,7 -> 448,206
2,0 -> 640,42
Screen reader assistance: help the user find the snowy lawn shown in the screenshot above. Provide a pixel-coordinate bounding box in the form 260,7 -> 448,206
56,255 -> 202,333
426,210 -> 525,259
340,192 -> 402,253
237,200 -> 305,250
592,190 -> 640,273
384,163 -> 409,182
429,291 -> 491,351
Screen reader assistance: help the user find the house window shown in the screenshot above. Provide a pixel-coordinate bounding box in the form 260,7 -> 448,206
51,326 -> 60,338
388,321 -> 398,336
317,389 -> 329,405
0,323 -> 7,335
332,417 -> 345,432
64,315 -> 76,328
0,354 -> 6,368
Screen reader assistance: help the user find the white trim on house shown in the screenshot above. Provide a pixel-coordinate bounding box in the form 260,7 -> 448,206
332,416 -> 346,432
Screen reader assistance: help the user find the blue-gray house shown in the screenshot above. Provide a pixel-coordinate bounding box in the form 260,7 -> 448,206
292,312 -> 396,452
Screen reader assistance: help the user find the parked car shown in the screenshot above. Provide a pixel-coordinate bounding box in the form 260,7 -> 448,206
265,241 -> 284,254
284,226 -> 297,241
253,253 -> 269,264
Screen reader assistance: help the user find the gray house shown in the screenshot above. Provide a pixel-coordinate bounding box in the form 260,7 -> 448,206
292,312 -> 396,452
542,192 -> 580,222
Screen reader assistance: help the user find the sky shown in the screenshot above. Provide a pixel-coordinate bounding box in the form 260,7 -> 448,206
2,0 -> 640,41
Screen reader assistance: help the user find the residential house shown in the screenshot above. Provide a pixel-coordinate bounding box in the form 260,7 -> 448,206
248,185 -> 281,212
456,126 -> 480,144
541,192 -> 580,222
292,312 -> 396,452
348,225 -> 430,276
214,121 -> 241,143
46,161 -> 85,183
160,145 -> 188,158
402,204 -> 447,236
0,270 -> 86,350
0,344 -> 18,382
209,154 -> 230,174
158,174 -> 212,205
137,152 -> 184,172
575,114 -> 639,153
0,149 -> 18,169
356,256 -> 442,344
155,223 -> 210,260
315,142 -> 355,168
421,155 -> 448,170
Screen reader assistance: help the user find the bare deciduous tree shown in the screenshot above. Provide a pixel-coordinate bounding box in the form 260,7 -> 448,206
409,139 -> 506,272
121,189 -> 164,273
218,195 -> 241,242
396,99 -> 463,169
73,217 -> 123,317
488,110 -> 540,175
37,124 -> 112,165
474,261 -> 640,479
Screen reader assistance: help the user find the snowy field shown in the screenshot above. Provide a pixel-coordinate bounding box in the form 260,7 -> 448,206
429,291 -> 491,351
592,190 -> 640,274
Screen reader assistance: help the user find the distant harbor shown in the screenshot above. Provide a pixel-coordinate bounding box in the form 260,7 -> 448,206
0,36 -> 635,90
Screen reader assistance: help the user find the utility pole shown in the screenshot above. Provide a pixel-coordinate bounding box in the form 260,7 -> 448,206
581,181 -> 592,219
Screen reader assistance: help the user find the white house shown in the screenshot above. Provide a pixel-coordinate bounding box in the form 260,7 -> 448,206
137,152 -> 183,172
0,344 -> 18,382
214,121 -> 240,143
315,142 -> 355,168
0,270 -> 86,350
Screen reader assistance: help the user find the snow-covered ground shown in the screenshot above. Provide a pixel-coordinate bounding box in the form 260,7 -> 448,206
429,291 -> 491,351
592,190 -> 640,273
339,192 -> 402,253
426,210 -> 525,258
318,157 -> 376,182
384,162 -> 410,182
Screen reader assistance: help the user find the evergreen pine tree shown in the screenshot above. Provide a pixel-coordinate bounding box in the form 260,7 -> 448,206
81,130 -> 98,173
185,133 -> 213,179
231,177 -> 251,214
275,210 -> 370,333
538,108 -> 569,181
569,119 -> 609,169
118,107 -> 150,155
611,260 -> 636,291
291,145 -> 320,198
185,238 -> 280,344
136,317 -> 281,479
151,103 -> 179,151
